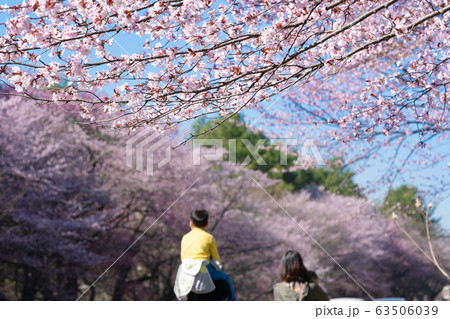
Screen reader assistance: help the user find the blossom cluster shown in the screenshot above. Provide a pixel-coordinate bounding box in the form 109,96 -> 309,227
0,0 -> 448,138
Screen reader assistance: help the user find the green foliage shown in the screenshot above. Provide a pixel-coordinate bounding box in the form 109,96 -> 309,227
193,114 -> 296,176
193,115 -> 360,196
282,161 -> 360,196
380,185 -> 441,235
49,79 -> 69,91
381,185 -> 422,217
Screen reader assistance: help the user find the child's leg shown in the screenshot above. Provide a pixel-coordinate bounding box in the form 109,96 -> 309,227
206,264 -> 236,301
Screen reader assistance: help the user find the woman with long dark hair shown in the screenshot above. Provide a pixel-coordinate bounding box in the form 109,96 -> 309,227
273,250 -> 329,301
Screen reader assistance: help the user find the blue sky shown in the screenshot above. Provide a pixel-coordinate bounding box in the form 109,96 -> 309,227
242,105 -> 450,232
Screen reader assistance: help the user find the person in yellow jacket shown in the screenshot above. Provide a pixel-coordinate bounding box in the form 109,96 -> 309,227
180,209 -> 221,262
174,210 -> 235,300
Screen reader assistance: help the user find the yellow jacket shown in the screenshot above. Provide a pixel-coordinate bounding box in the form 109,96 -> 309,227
180,227 -> 220,262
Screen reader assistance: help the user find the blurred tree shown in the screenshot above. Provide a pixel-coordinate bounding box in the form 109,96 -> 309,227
380,185 -> 440,232
193,114 -> 296,176
0,90 -> 113,300
1,90 -> 448,301
194,115 -> 360,196
381,186 -> 423,218
282,160 -> 360,196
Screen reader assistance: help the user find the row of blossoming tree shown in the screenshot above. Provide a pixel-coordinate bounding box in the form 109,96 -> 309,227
0,91 -> 448,300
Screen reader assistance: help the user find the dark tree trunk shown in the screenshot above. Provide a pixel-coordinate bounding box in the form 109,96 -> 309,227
21,266 -> 37,301
64,275 -> 79,300
112,263 -> 132,301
